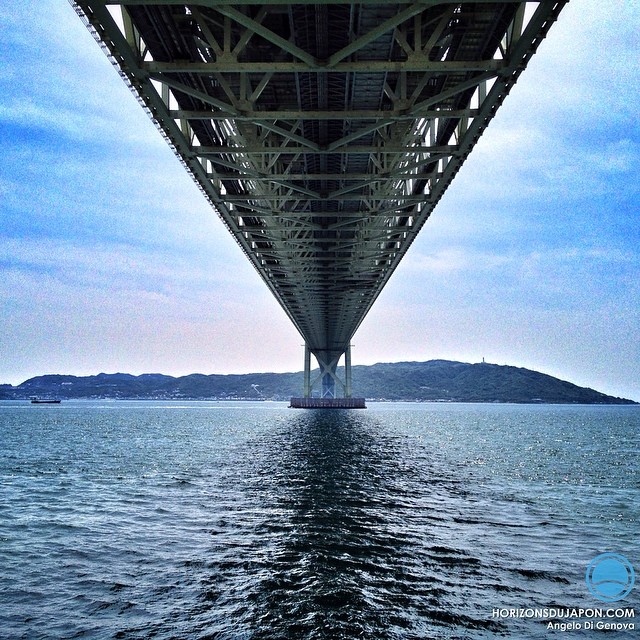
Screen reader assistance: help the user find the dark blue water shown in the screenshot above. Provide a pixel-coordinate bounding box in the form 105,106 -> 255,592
1,401 -> 638,639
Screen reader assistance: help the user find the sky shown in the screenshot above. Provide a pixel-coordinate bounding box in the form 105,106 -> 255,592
1,1 -> 639,400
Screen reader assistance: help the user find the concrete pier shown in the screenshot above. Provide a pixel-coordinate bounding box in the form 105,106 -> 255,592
289,397 -> 366,409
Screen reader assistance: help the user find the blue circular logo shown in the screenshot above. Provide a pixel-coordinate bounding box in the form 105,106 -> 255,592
586,553 -> 635,602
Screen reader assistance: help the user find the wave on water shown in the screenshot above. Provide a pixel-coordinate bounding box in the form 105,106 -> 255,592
0,402 -> 638,639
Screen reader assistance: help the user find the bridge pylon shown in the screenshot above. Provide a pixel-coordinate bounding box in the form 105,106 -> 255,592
304,344 -> 350,398
292,343 -> 365,409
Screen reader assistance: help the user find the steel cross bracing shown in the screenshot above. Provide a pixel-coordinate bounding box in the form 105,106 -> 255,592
73,0 -> 567,398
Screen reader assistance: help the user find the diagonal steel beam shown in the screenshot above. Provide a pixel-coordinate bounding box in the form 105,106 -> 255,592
327,3 -> 425,67
213,5 -> 316,67
149,74 -> 238,115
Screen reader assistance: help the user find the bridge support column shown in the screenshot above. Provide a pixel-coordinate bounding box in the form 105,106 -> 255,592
321,364 -> 337,399
303,344 -> 311,398
345,344 -> 352,398
290,345 -> 365,407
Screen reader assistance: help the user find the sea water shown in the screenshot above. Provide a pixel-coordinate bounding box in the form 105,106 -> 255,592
0,401 -> 638,639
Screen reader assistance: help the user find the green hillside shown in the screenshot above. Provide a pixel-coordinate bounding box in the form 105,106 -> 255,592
1,360 -> 635,404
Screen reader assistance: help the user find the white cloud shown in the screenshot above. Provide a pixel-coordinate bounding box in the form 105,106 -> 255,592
403,247 -> 514,274
0,236 -> 253,299
455,123 -> 639,205
0,97 -> 110,143
590,139 -> 639,174
494,0 -> 640,128
0,262 -> 299,384
0,2 -> 166,148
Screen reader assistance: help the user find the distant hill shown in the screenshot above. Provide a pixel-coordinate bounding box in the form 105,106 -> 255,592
0,361 -> 635,404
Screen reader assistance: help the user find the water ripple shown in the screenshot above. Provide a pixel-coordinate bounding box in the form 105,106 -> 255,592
0,401 -> 638,639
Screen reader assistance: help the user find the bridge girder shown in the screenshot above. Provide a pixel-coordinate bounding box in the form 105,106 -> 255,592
72,0 -> 567,396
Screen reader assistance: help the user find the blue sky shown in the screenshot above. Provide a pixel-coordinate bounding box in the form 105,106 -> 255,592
1,1 -> 639,400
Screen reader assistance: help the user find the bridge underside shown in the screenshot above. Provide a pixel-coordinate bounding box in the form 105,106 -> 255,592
73,0 -> 566,399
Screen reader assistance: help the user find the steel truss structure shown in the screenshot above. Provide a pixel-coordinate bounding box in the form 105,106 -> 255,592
73,0 -> 567,398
